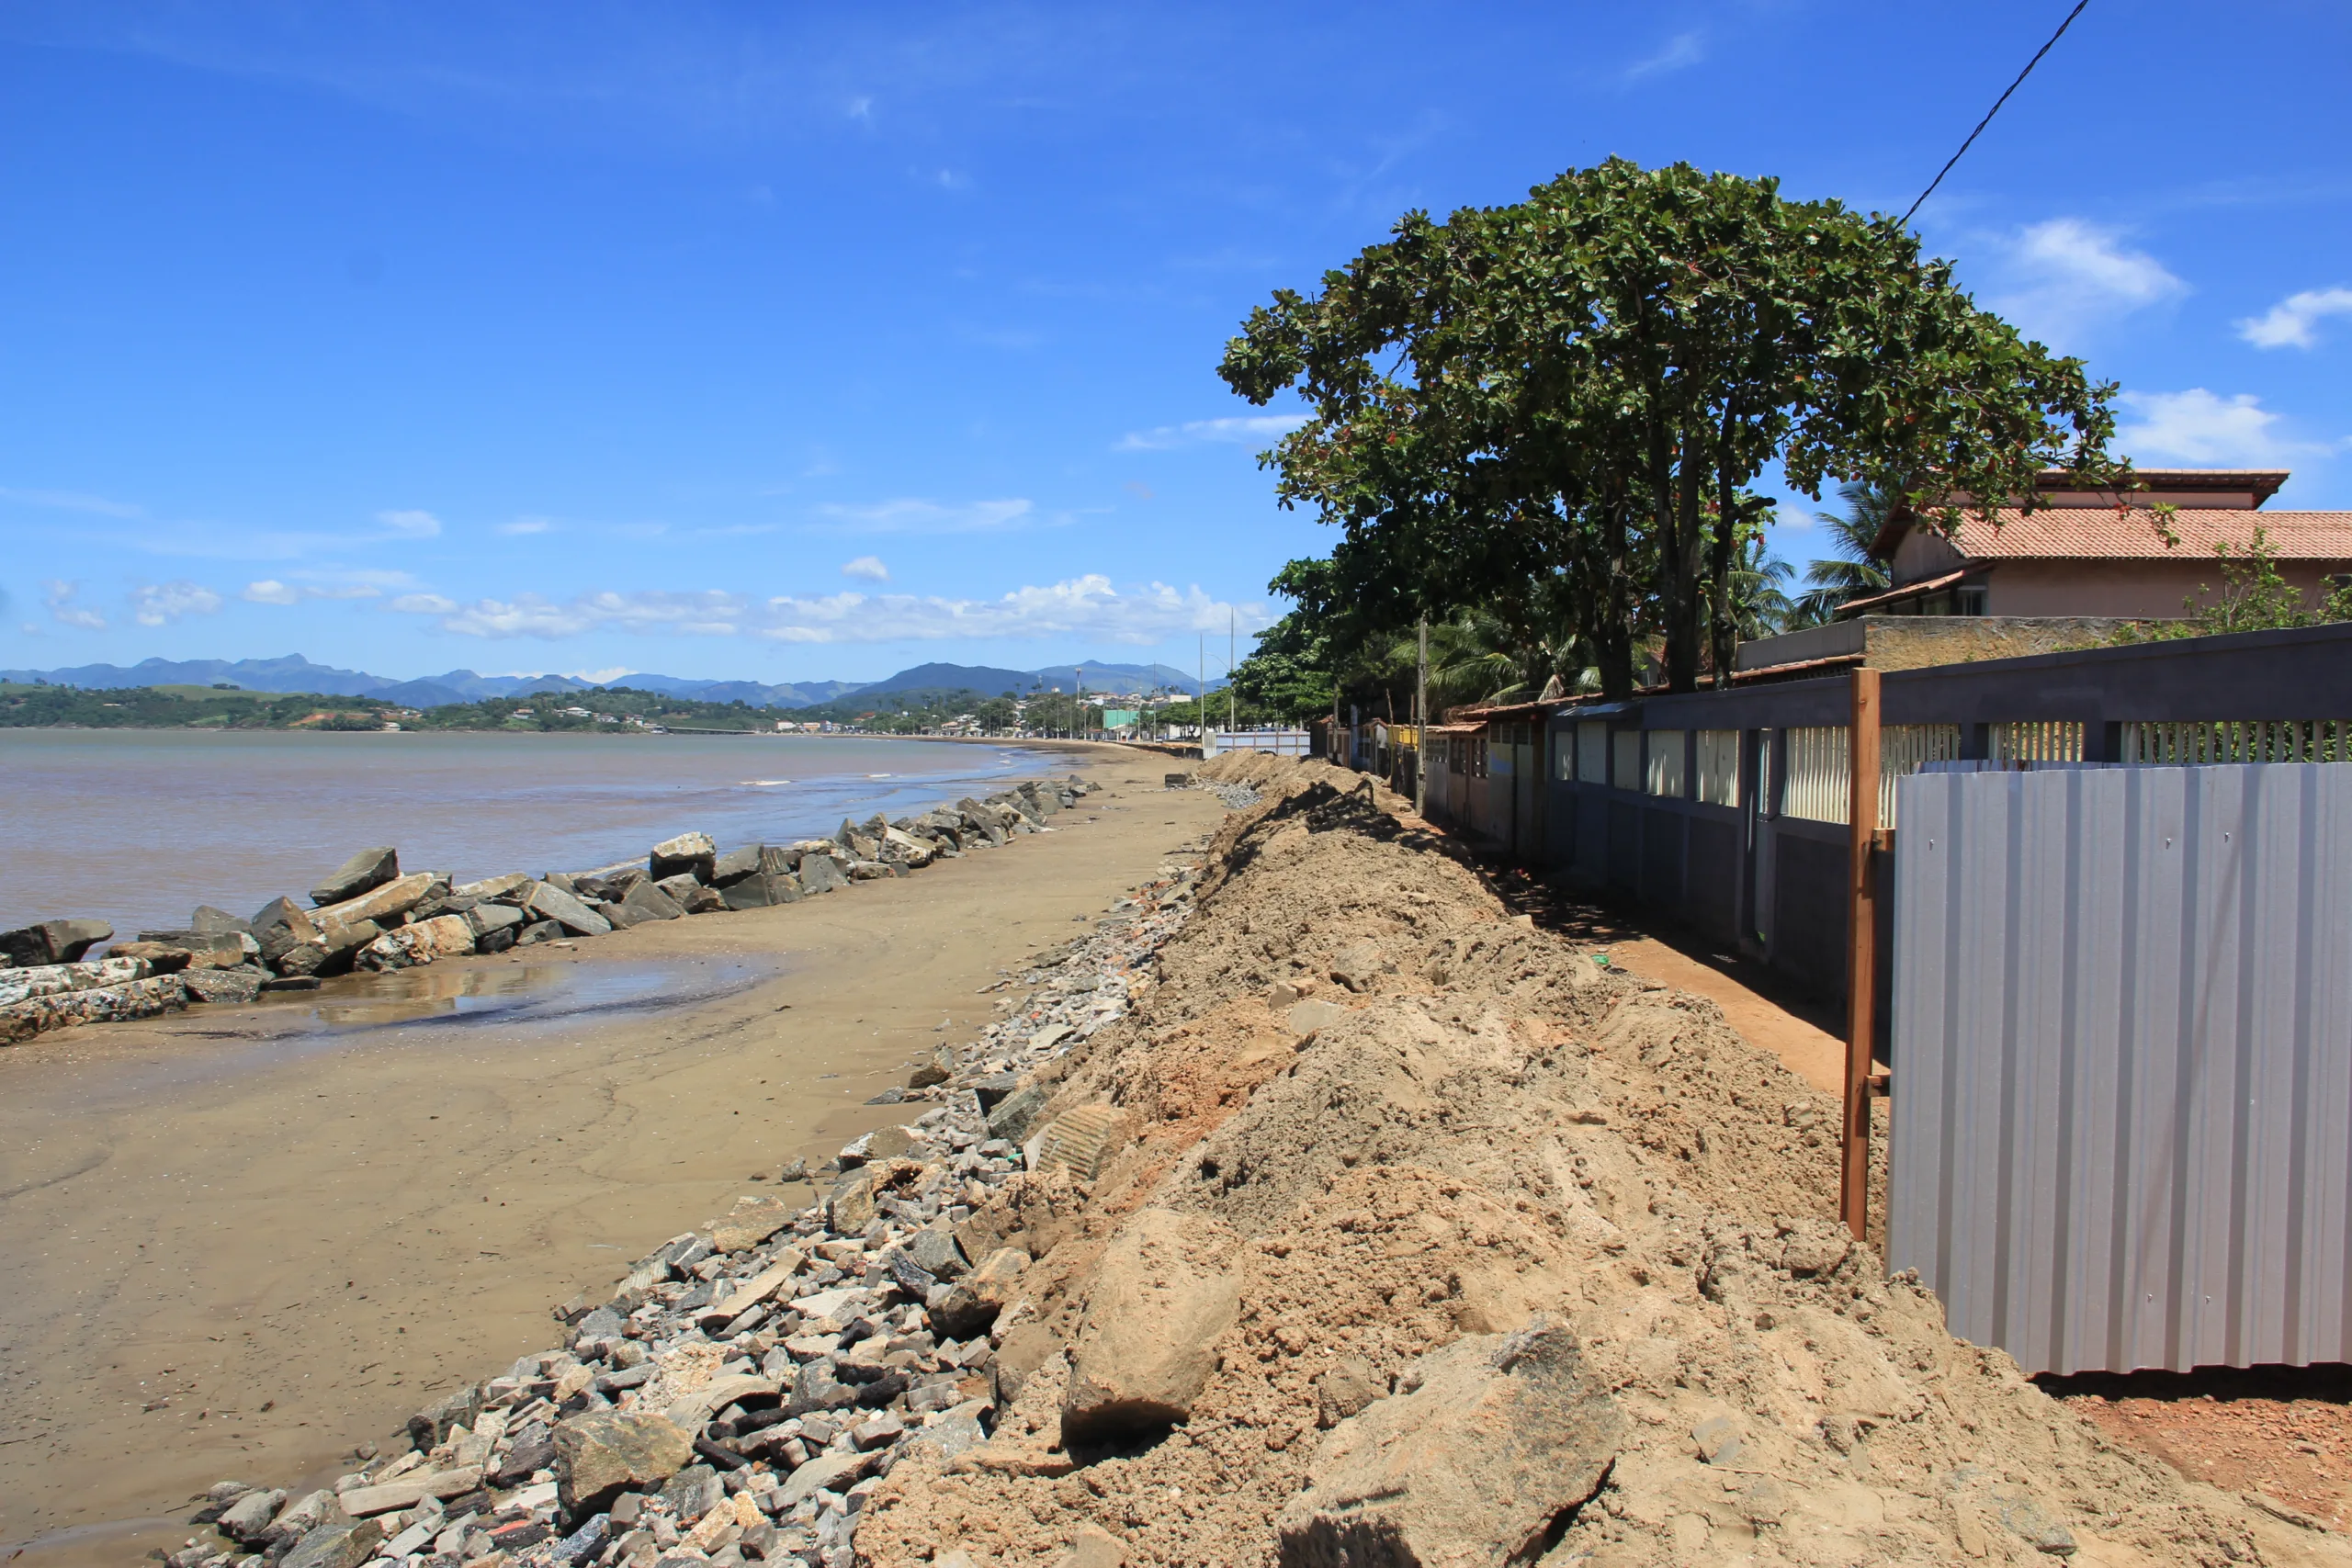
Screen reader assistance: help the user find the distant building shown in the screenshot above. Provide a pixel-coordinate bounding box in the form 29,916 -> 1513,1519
1853,468 -> 2352,619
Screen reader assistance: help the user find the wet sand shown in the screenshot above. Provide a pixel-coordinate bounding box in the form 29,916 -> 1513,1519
0,746 -> 1221,1564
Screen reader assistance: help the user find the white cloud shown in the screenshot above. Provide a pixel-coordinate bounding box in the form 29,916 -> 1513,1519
809,497 -> 1035,535
377,508 -> 442,538
386,577 -> 1265,646
2119,389 -> 2347,465
1623,30 -> 1704,83
0,486 -> 145,517
1117,414 -> 1308,452
243,577 -> 382,604
568,667 -> 635,682
1987,219 -> 2188,347
2237,287 -> 2352,350
497,516 -> 556,536
42,581 -> 106,630
841,555 -> 890,582
130,581 -> 224,626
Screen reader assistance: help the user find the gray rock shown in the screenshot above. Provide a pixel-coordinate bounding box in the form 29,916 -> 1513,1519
621,881 -> 686,923
216,1487 -> 288,1544
309,848 -> 400,908
465,903 -> 524,939
797,855 -> 849,895
408,1385 -> 483,1448
775,1450 -> 875,1510
661,1464 -> 725,1524
523,882 -> 613,936
786,1359 -> 860,1416
189,905 -> 253,936
0,919 -> 114,967
279,1517 -> 384,1568
967,1073 -> 1020,1111
709,846 -> 764,886
552,1410 -> 695,1517
721,872 -> 803,911
985,1084 -> 1051,1145
908,1224 -> 968,1280
182,965 -> 267,1005
649,832 -> 718,883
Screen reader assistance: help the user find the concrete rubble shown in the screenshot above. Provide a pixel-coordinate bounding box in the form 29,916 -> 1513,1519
2,775 -> 1100,1049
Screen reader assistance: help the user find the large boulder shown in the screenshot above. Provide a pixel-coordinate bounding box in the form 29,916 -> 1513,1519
314,872 -> 437,930
652,874 -> 724,914
251,897 -> 317,967
273,915 -> 381,977
356,914 -> 476,972
649,832 -> 717,883
132,930 -> 254,969
797,853 -> 850,895
0,919 -> 114,967
465,903 -> 524,940
620,881 -> 684,923
708,846 -> 764,886
309,848 -> 400,908
277,1517 -> 383,1568
522,881 -> 613,936
0,956 -> 150,1008
721,872 -> 802,911
452,872 -> 530,901
189,905 -> 253,936
1274,1321 -> 1623,1568
1060,1210 -> 1238,1445
552,1411 -> 695,1517
930,1246 -> 1032,1339
183,965 -> 267,1004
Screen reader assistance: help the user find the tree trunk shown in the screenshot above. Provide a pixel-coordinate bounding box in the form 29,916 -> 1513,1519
1708,410 -> 1741,689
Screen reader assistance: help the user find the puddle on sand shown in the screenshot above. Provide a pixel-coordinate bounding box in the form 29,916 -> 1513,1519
38,956 -> 780,1111
297,958 -> 736,1031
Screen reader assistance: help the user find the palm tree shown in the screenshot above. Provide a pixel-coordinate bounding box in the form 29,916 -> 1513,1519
1790,480 -> 1900,626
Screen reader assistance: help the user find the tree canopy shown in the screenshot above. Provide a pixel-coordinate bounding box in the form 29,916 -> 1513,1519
1219,157 -> 2128,694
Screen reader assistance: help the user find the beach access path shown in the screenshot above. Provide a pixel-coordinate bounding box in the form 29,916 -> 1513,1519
0,745 -> 1223,1568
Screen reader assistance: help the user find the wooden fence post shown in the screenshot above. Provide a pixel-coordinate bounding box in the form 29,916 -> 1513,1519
1842,667 -> 1882,1242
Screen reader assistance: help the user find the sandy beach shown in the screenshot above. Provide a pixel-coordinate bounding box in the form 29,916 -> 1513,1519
0,745 -> 1221,1566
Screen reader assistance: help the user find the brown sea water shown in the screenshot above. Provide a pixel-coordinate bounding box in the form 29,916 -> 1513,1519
0,728 -> 1030,937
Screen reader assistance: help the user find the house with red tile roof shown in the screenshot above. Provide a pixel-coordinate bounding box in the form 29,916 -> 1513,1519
1849,469 -> 2352,619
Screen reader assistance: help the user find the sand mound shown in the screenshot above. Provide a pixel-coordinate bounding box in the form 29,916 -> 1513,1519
856,757 -> 2348,1567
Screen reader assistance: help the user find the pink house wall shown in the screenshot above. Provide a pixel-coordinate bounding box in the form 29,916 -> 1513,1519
1984,560 -> 2346,618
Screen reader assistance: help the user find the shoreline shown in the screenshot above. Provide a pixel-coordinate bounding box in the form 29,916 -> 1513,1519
0,745 -> 1226,1565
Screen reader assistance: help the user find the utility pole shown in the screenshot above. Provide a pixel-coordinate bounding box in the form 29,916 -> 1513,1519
1415,617 -> 1428,818
1197,634 -> 1205,751
1841,667 -> 1883,1243
1227,607 -> 1237,737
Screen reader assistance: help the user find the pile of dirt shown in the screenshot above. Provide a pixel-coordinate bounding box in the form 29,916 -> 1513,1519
854,754 -> 2351,1566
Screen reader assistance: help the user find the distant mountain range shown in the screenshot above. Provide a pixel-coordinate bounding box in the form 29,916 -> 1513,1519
0,653 -> 1221,710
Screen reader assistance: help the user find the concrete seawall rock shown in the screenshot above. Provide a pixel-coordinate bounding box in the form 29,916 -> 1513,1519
6,773 -> 1105,1051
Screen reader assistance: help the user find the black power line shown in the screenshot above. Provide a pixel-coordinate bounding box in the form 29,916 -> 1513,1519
1902,0 -> 2092,227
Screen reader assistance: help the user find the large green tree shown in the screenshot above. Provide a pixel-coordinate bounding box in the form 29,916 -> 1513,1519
1219,158 -> 2128,694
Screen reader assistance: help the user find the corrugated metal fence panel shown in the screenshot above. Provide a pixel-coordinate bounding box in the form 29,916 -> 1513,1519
1889,764 -> 2352,1375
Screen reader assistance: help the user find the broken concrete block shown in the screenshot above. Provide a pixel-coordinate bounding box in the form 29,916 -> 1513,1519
1061,1209 -> 1238,1444
1275,1319 -> 1623,1567
552,1411 -> 695,1517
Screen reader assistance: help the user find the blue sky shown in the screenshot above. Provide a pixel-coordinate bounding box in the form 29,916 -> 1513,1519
3,1 -> 2347,684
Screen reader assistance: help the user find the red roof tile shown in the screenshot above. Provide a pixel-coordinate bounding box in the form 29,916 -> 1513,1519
1929,507 -> 2352,563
